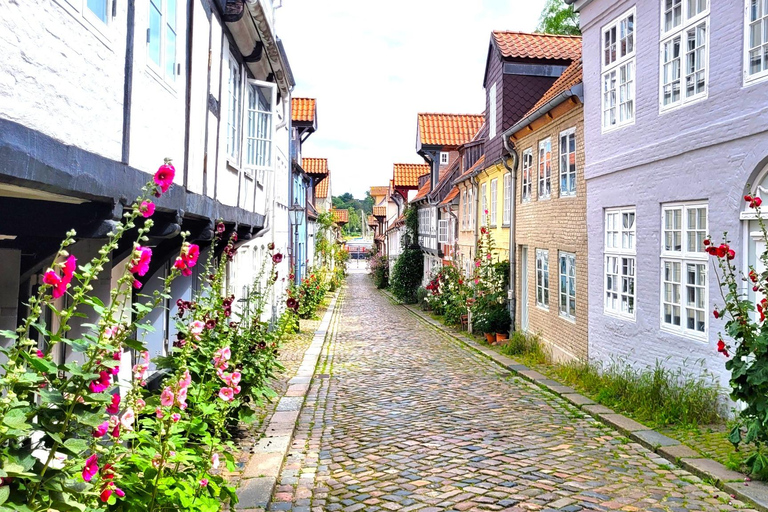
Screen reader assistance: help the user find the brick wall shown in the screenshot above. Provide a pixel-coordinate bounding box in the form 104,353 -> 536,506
514,105 -> 587,361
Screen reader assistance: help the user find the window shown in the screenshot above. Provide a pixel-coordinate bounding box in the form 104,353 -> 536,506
746,0 -> 768,83
660,1 -> 708,109
602,8 -> 636,130
440,152 -> 449,165
87,0 -> 109,23
661,203 -> 708,338
536,249 -> 550,309
461,190 -> 467,230
604,208 -> 636,318
522,148 -> 533,202
490,179 -> 498,227
559,128 -> 576,196
481,183 -> 488,224
559,252 -> 576,320
148,0 -> 178,83
226,54 -> 242,161
245,82 -> 274,175
489,83 -> 497,139
469,189 -> 475,229
503,173 -> 511,225
438,219 -> 448,243
538,138 -> 551,199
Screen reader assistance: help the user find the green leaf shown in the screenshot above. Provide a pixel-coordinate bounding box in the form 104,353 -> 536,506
2,409 -> 31,432
0,486 -> 8,506
728,424 -> 742,447
0,330 -> 18,342
39,388 -> 64,405
123,338 -> 146,351
63,438 -> 89,455
20,350 -> 58,374
61,338 -> 90,353
48,431 -> 64,445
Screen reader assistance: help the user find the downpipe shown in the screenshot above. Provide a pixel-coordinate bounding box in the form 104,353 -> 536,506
502,136 -> 519,332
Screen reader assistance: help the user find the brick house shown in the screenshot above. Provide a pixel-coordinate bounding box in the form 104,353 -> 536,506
504,58 -> 586,361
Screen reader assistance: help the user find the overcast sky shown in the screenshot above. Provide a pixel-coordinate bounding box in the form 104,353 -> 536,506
278,0 -> 548,198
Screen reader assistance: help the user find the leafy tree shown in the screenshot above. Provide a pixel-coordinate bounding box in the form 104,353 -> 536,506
536,0 -> 580,35
331,192 -> 373,237
390,205 -> 423,304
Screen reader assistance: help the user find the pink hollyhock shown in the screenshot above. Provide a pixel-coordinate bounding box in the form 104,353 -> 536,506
132,279 -> 142,289
190,320 -> 205,341
182,243 -> 200,268
43,269 -> 62,289
218,387 -> 234,402
180,369 -> 192,389
155,407 -> 164,419
82,454 -> 99,482
93,421 -> 109,438
200,478 -> 209,487
104,325 -> 119,339
120,408 -> 135,432
227,372 -> 241,387
89,370 -> 112,393
135,398 -> 146,411
233,385 -> 241,395
211,453 -> 220,469
36,349 -> 44,358
139,200 -> 155,218
176,387 -> 188,410
154,163 -> 176,194
115,487 -> 125,498
129,246 -> 152,277
173,257 -> 187,272
160,387 -> 174,407
106,393 -> 120,414
171,413 -> 181,422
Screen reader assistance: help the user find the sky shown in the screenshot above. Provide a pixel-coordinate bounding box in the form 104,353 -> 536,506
277,0 -> 548,199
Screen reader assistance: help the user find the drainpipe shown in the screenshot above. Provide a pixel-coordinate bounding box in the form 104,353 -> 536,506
502,136 -> 520,331
121,0 -> 136,164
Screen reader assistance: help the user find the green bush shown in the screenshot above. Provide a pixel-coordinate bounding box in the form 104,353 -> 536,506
499,331 -> 548,365
369,253 -> 389,289
390,206 -> 423,304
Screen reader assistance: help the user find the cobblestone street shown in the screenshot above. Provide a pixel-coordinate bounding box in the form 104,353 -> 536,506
270,273 -> 753,512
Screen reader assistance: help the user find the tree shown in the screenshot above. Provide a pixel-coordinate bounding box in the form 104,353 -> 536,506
536,0 -> 580,36
390,205 -> 423,304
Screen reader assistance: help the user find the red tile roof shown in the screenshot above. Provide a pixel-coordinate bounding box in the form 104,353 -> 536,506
302,157 -> 328,176
454,155 -> 487,184
418,113 -> 484,147
367,215 -> 378,227
331,208 -> 348,224
524,59 -> 583,119
413,180 -> 431,202
393,163 -> 430,188
315,176 -> 329,199
370,186 -> 389,197
292,98 -> 316,122
373,206 -> 387,217
492,31 -> 581,61
439,186 -> 460,206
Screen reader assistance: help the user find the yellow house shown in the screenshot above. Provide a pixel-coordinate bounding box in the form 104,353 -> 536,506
475,162 -> 511,262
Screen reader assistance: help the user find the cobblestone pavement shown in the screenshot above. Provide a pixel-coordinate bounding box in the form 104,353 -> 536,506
271,274 -> 754,512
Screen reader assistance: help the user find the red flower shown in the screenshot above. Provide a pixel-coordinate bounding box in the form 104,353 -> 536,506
268,242 -> 275,250
154,163 -> 175,194
727,249 -> 736,260
106,393 -> 120,415
703,239 -> 710,246
286,297 -> 299,311
716,244 -> 729,258
717,339 -> 729,358
713,309 -> 719,319
216,222 -> 225,234
745,195 -> 753,202
139,200 -> 155,218
750,270 -> 759,282
129,246 -> 152,277
273,253 -> 284,264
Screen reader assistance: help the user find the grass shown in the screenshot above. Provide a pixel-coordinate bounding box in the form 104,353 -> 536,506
498,331 -> 549,366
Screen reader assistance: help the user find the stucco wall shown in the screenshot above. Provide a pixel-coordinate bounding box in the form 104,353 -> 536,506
476,163 -> 510,261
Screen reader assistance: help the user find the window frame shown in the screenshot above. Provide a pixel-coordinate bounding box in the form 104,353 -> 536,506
659,202 -> 709,340
55,0 -> 113,43
481,183 -> 488,225
604,207 -> 637,320
536,249 -> 550,310
601,7 -> 637,132
503,173 -> 511,226
490,178 -> 498,227
243,79 -> 277,183
438,219 -> 448,244
559,252 -> 576,321
744,0 -> 768,85
538,138 -> 552,200
521,148 -> 533,203
440,152 -> 450,165
489,82 -> 497,139
147,0 -> 179,86
559,127 -> 577,197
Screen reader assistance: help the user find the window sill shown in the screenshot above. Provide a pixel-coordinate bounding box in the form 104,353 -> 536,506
660,325 -> 708,343
559,313 -> 576,324
536,304 -> 549,312
744,71 -> 768,88
603,309 -> 636,322
559,193 -> 576,198
659,93 -> 707,115
145,66 -> 179,97
600,119 -> 635,135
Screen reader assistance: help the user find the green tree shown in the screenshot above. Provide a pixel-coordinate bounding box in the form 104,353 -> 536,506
537,0 -> 580,35
390,205 -> 423,304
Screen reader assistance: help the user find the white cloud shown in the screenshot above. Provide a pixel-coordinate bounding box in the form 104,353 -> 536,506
277,0 -> 547,198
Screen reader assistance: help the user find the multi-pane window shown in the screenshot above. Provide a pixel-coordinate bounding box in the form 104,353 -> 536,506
503,173 -> 511,225
746,0 -> 768,83
559,128 -> 576,196
87,0 -> 109,22
522,148 -> 533,202
660,0 -> 708,109
245,83 -> 273,170
490,179 -> 498,227
440,152 -> 449,165
461,190 -> 467,230
605,208 -> 636,318
489,83 -> 497,139
469,189 -> 475,229
481,183 -> 488,224
438,219 -> 448,243
536,249 -> 550,309
661,203 -> 708,338
226,54 -> 242,161
559,252 -> 576,320
148,0 -> 177,83
538,139 -> 552,199
602,8 -> 636,130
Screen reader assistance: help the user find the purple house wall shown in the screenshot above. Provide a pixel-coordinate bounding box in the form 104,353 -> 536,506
573,0 -> 768,386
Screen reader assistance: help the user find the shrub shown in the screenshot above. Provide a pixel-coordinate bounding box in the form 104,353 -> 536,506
499,331 -> 549,365
416,286 -> 429,310
290,271 -> 328,319
390,206 -> 423,304
369,253 -> 389,289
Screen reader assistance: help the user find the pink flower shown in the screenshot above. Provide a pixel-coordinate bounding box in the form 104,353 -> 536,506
218,387 -> 235,402
120,408 -> 135,432
154,163 -> 176,194
135,398 -> 146,411
139,200 -> 156,218
211,453 -> 220,469
171,413 -> 181,422
180,369 -> 192,389
190,320 -> 205,341
89,370 -> 112,393
226,372 -> 241,387
109,415 -> 120,438
214,347 -> 231,363
160,387 -> 174,407
129,246 -> 152,277
93,421 -> 109,438
43,255 -> 77,299
132,279 -> 142,289
176,387 -> 188,410
155,407 -> 164,419
273,253 -> 284,264
36,349 -> 44,358
82,454 -> 99,482
106,393 -> 120,414
115,487 -> 125,498
104,325 -> 119,339
182,243 -> 200,268
200,478 -> 209,487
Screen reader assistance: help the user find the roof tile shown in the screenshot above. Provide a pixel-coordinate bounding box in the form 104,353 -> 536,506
393,163 -> 430,189
373,206 -> 387,217
492,31 -> 581,60
302,157 -> 328,175
315,177 -> 329,199
331,208 -> 348,224
291,98 -> 316,122
418,113 -> 484,147
454,155 -> 487,184
439,186 -> 460,206
370,186 -> 389,197
413,180 -> 431,202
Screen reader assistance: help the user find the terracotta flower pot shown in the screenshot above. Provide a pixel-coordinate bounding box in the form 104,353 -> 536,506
496,332 -> 509,343
484,333 -> 495,343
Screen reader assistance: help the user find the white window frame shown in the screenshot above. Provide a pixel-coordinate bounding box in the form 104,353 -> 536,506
244,80 -> 277,183
745,0 -> 768,85
538,138 -> 551,200
147,0 -> 179,85
56,0 -> 113,43
481,183 -> 488,225
438,219 -> 448,244
490,178 -> 498,227
660,203 -> 708,339
559,252 -> 576,321
461,190 -> 467,230
521,148 -> 533,202
559,128 -> 577,197
536,249 -> 550,309
503,173 -> 511,225
601,7 -> 636,132
604,207 -> 637,319
440,152 -> 450,165
226,53 -> 243,164
489,82 -> 497,139
659,1 -> 709,111
469,188 -> 475,230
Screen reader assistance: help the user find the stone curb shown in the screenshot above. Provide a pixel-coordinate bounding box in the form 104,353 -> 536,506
391,294 -> 768,512
235,291 -> 342,512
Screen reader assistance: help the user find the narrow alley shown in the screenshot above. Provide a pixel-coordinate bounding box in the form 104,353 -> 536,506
268,274 -> 747,512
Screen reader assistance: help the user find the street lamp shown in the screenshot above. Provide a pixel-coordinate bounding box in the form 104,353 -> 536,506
288,199 -> 304,285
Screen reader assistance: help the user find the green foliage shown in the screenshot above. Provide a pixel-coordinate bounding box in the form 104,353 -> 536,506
290,271 -> 329,320
499,331 -> 549,365
537,0 -> 580,35
369,253 -> 389,289
424,266 -> 470,326
470,222 -> 509,332
331,192 -> 373,236
390,206 -> 423,304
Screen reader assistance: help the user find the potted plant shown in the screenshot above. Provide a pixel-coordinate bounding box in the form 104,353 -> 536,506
488,305 -> 511,344
472,308 -> 494,342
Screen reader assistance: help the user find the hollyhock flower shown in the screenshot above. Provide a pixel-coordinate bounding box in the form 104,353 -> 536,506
129,246 -> 152,277
174,257 -> 186,271
100,487 -> 112,503
82,454 -> 99,482
273,253 -> 284,264
104,325 -> 119,340
206,318 -> 217,330
717,339 -> 729,357
216,222 -> 225,234
200,479 -> 209,487
176,387 -> 188,410
43,269 -> 62,289
155,407 -> 164,419
713,309 -> 720,319
211,453 -> 220,469
286,297 -> 299,310
160,387 -> 174,407
190,320 -> 205,341
268,242 -> 275,250
154,163 -> 176,194
226,372 -> 241,387
139,200 -> 155,218
171,413 -> 181,422
36,349 -> 44,358
120,409 -> 135,431
218,387 -> 235,402
115,487 -> 125,498
106,393 -> 121,414
132,279 -> 142,289
703,238 -> 711,246
475,260 -> 481,267
233,385 -> 241,395
93,421 -> 109,438
214,346 -> 231,362
89,370 -> 112,393
109,416 -> 120,438
182,243 -> 200,268
750,270 -> 759,282
728,249 -> 736,260
136,398 -> 146,411
180,369 -> 192,389
231,232 -> 238,242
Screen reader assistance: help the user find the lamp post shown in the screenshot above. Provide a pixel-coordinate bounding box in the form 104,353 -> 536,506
288,199 -> 304,286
